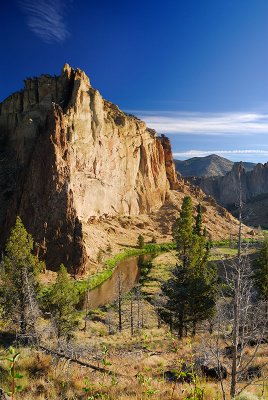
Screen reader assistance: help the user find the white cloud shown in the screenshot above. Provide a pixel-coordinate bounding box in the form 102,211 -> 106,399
173,149 -> 268,158
19,0 -> 70,43
130,110 -> 268,135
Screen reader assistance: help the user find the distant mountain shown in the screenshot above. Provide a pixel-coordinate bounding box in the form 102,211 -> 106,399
174,154 -> 256,178
187,162 -> 268,228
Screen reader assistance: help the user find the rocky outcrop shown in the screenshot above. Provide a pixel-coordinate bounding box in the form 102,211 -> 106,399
159,134 -> 180,190
0,65 -> 178,273
190,163 -> 268,227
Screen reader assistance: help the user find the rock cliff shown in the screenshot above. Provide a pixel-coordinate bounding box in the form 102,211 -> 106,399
0,65 -> 248,274
190,163 -> 268,227
0,64 -> 179,273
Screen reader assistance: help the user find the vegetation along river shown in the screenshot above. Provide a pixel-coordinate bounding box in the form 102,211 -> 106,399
83,254 -> 155,309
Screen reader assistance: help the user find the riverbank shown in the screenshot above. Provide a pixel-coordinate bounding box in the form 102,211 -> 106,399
74,242 -> 175,296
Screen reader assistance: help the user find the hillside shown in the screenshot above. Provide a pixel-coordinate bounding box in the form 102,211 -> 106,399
175,154 -> 255,177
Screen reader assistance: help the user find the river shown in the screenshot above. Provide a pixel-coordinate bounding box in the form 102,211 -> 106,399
83,254 -> 154,309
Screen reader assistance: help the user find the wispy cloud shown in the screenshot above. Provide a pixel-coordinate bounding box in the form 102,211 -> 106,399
173,149 -> 268,158
130,111 -> 268,135
18,0 -> 70,43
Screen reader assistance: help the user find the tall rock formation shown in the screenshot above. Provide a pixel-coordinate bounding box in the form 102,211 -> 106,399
0,65 -> 178,273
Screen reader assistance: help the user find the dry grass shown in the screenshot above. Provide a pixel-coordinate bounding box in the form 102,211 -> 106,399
1,243 -> 267,399
0,319 -> 266,400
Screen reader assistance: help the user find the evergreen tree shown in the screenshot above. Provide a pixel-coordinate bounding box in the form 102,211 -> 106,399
162,263 -> 190,337
254,237 -> 268,301
187,260 -> 218,335
162,196 -> 218,337
172,196 -> 193,268
0,217 -> 40,335
194,203 -> 202,236
49,264 -> 79,339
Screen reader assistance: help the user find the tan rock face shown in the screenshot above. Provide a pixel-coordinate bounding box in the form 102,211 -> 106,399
0,65 -> 176,273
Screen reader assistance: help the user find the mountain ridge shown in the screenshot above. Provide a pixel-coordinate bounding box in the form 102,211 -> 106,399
175,154 -> 256,177
188,162 -> 268,227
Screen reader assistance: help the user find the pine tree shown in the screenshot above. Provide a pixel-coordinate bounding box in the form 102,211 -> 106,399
162,196 -> 218,337
254,237 -> 268,301
162,263 -> 190,338
187,260 -> 218,335
172,196 -> 193,268
194,203 -> 202,236
49,264 -> 79,339
0,217 -> 41,336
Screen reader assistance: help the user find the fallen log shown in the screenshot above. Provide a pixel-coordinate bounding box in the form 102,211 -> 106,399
38,345 -> 129,377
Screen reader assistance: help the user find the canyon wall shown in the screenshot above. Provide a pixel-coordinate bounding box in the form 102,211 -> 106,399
190,163 -> 268,227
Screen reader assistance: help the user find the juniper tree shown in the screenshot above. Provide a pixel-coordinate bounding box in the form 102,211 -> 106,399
0,217 -> 40,337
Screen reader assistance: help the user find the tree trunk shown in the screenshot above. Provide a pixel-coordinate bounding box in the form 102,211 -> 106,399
118,293 -> 122,332
84,291 -> 89,334
130,294 -> 134,335
230,166 -> 243,399
116,274 -> 123,332
136,287 -> 141,330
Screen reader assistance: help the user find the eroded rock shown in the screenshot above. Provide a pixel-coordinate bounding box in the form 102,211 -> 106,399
0,65 -> 177,273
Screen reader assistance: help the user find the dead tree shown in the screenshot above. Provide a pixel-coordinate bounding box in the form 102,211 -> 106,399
130,291 -> 134,335
206,165 -> 267,399
116,272 -> 124,332
17,266 -> 41,345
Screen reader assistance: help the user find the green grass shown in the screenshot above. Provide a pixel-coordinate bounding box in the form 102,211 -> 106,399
75,238 -> 262,298
141,251 -> 178,297
212,238 -> 262,247
210,246 -> 239,260
74,243 -> 176,296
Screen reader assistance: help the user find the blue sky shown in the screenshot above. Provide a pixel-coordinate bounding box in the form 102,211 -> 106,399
1,0 -> 268,162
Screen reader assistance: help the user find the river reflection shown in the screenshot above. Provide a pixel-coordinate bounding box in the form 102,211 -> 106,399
84,255 -> 151,309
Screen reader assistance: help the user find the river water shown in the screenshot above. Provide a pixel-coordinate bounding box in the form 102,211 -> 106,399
83,254 -> 153,309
